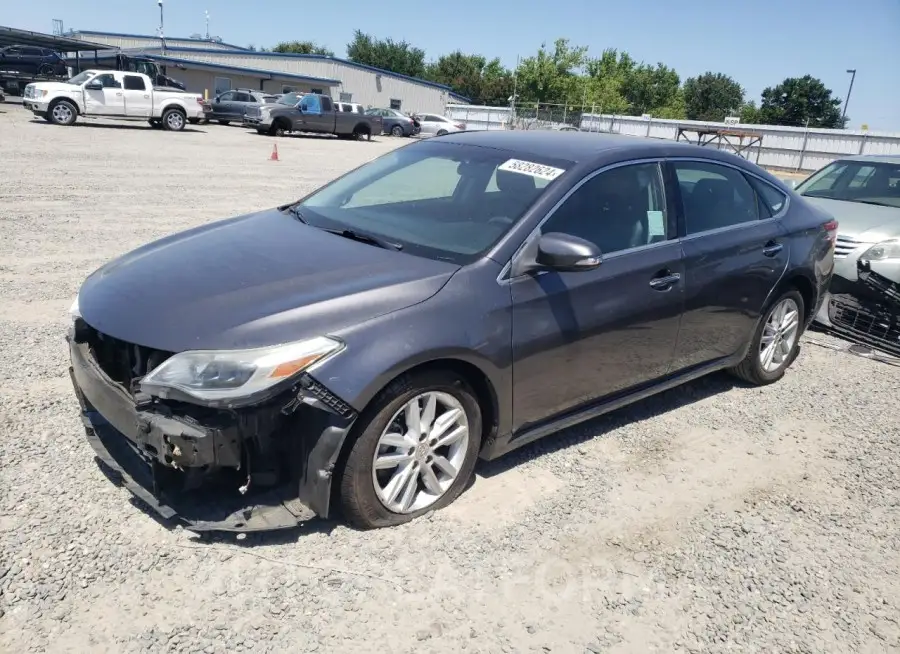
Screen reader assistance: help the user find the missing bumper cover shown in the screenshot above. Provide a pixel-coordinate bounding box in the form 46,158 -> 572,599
68,334 -> 358,533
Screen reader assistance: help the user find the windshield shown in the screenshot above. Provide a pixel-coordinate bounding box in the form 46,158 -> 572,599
797,159 -> 900,209
67,71 -> 95,85
278,92 -> 303,106
293,141 -> 570,264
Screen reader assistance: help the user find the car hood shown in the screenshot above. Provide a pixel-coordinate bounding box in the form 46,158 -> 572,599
804,197 -> 900,242
78,209 -> 460,352
28,81 -> 80,93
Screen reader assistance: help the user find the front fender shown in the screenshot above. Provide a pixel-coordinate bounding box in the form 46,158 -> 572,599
312,261 -> 514,435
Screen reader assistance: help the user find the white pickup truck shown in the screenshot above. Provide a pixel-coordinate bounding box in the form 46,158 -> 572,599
22,69 -> 205,131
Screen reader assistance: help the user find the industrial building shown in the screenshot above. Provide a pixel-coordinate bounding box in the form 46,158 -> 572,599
68,30 -> 470,113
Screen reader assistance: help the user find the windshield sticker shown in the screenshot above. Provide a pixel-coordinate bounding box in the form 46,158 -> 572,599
498,159 -> 566,181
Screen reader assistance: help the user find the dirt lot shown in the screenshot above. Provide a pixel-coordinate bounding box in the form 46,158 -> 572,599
1,103 -> 898,654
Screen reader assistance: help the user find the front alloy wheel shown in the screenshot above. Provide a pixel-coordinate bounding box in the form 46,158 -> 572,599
338,370 -> 482,529
372,392 -> 469,513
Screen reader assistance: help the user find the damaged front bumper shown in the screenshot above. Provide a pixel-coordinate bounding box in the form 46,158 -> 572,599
67,327 -> 357,533
819,260 -> 900,357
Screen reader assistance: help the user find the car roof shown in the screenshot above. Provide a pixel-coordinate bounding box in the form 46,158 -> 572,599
834,154 -> 900,165
435,130 -> 736,166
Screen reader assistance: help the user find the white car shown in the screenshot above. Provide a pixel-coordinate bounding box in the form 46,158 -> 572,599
417,113 -> 466,136
22,69 -> 205,131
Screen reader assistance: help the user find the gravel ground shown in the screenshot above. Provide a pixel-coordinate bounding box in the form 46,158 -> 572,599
1,103 -> 899,654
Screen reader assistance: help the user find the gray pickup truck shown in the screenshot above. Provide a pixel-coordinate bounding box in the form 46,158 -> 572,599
244,92 -> 382,140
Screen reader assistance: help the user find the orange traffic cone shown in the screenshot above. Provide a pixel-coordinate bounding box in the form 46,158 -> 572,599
270,143 -> 279,161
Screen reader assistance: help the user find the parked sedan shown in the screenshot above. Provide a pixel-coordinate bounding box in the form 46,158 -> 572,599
417,113 -> 466,136
796,154 -> 900,355
205,89 -> 278,125
365,107 -> 419,136
66,131 -> 835,533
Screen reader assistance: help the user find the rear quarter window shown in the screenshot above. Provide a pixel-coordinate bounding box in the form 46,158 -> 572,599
746,176 -> 788,217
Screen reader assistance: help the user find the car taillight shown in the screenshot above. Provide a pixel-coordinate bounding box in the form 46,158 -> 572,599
456,123 -> 466,130
823,219 -> 838,244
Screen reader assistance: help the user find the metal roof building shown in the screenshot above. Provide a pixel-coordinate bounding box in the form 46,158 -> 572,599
68,31 -> 470,113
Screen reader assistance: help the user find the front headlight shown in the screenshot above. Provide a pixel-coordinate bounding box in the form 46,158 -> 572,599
140,336 -> 343,403
860,239 -> 900,261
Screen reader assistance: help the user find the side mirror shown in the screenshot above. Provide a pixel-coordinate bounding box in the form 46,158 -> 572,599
84,81 -> 102,91
535,232 -> 602,272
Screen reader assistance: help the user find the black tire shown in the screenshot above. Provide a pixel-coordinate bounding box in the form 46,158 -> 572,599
353,125 -> 371,141
268,119 -> 289,137
729,288 -> 805,386
436,129 -> 448,136
338,369 -> 483,529
47,99 -> 77,126
161,108 -> 186,131
390,124 -> 404,137
218,120 -> 230,126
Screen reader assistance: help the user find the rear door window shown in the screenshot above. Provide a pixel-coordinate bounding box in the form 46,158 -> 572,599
123,75 -> 146,91
673,161 -> 761,235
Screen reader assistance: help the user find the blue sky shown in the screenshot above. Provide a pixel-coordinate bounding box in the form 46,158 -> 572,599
8,0 -> 900,131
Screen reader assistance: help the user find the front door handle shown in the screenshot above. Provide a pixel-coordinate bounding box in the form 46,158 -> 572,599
649,272 -> 681,291
762,241 -> 783,257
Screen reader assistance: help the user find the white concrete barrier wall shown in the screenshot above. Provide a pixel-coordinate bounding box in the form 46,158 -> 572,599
445,105 -> 900,172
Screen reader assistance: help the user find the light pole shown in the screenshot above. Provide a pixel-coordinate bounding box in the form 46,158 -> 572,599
842,69 -> 856,125
157,0 -> 165,54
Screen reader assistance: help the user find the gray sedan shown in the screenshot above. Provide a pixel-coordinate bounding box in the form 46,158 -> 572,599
205,89 -> 278,125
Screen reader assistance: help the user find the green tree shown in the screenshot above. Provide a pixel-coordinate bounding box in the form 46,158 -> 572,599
515,38 -> 588,104
425,52 -> 513,105
582,48 -> 634,114
683,72 -> 745,122
758,75 -> 845,128
346,30 -> 426,78
271,40 -> 333,56
739,100 -> 761,124
621,62 -> 682,117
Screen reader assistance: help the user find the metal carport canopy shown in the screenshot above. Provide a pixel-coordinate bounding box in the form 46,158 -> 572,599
0,25 -> 115,51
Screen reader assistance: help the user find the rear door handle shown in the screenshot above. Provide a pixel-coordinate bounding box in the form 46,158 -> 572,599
762,241 -> 783,257
649,272 -> 681,291
115,92 -> 123,96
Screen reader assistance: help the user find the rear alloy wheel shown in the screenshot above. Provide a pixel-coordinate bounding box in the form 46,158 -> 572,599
729,289 -> 804,385
339,370 -> 482,529
436,129 -> 448,136
162,108 -> 186,131
390,125 -> 404,137
48,100 -> 77,126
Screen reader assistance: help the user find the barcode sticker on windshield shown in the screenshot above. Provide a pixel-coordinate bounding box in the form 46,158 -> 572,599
498,158 -> 566,181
